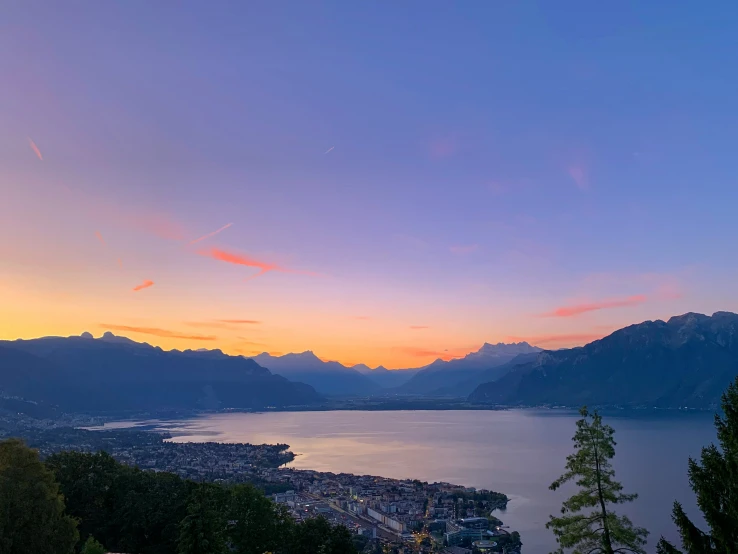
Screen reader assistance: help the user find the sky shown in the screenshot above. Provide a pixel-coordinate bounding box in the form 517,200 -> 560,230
2,2 -> 738,368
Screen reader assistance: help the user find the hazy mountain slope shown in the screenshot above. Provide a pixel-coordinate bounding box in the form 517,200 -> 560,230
353,365 -> 420,388
250,352 -> 381,396
0,333 -> 322,412
431,352 -> 541,397
469,312 -> 738,408
395,342 -> 542,396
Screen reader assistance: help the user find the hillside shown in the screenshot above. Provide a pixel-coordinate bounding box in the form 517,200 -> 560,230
469,312 -> 738,409
250,352 -> 382,396
395,342 -> 542,396
0,333 -> 322,412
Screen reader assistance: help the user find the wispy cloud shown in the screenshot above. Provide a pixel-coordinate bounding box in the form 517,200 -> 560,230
28,137 -> 43,161
190,223 -> 233,245
539,295 -> 647,318
184,319 -> 261,329
352,316 -> 371,321
324,146 -> 335,154
568,165 -> 588,190
117,258 -> 123,269
95,231 -> 106,246
99,324 -> 216,341
505,332 -> 606,348
198,247 -> 315,281
409,325 -> 429,330
450,244 -> 478,255
132,279 -> 155,292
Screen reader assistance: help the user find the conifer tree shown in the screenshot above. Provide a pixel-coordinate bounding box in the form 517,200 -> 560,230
548,408 -> 648,554
657,377 -> 738,554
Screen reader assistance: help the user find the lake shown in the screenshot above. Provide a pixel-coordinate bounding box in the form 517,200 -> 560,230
104,409 -> 716,552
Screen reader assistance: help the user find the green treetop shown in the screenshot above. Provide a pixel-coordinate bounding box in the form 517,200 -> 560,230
547,407 -> 648,554
657,376 -> 738,554
0,438 -> 79,554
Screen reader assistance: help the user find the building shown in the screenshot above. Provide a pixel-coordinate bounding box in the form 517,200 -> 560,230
367,507 -> 407,533
444,518 -> 496,546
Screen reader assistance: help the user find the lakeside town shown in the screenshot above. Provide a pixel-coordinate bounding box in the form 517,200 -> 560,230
0,412 -> 522,553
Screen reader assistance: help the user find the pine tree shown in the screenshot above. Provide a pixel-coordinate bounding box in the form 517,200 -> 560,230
657,377 -> 738,554
547,408 -> 648,554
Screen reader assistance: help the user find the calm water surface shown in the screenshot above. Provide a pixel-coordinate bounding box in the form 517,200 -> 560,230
106,409 -> 716,553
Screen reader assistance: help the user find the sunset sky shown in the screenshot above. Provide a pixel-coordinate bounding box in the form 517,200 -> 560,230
2,2 -> 738,368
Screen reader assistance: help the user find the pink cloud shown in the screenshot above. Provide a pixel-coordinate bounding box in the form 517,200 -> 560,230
198,247 -> 316,281
100,323 -> 215,341
409,325 -> 429,330
568,165 -> 588,190
539,295 -> 647,318
132,279 -> 154,292
450,244 -> 478,255
28,137 -> 43,161
94,231 -> 106,246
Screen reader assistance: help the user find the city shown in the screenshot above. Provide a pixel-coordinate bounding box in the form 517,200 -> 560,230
0,413 -> 520,553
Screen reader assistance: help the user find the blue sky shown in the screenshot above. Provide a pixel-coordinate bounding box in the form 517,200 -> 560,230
2,1 -> 737,366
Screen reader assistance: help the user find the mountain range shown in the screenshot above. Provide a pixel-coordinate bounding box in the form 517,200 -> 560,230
393,342 -> 542,396
469,311 -> 738,409
250,352 -> 384,395
0,332 -> 321,413
3,311 -> 738,413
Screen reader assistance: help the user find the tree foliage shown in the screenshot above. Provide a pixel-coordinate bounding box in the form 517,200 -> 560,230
177,485 -> 228,554
547,408 -> 648,554
0,438 -> 79,554
44,449 -> 358,554
81,536 -> 106,554
657,376 -> 738,554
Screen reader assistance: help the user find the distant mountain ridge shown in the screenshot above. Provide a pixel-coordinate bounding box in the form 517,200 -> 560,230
250,351 -> 383,396
469,312 -> 738,409
0,333 -> 322,412
393,342 -> 542,396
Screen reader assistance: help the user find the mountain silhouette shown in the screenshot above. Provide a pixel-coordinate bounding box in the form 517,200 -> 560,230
250,351 -> 382,395
0,334 -> 321,412
469,312 -> 738,408
394,342 -> 542,395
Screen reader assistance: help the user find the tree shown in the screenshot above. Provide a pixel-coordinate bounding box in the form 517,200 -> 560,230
228,483 -> 293,554
0,438 -> 79,554
81,536 -> 106,554
547,408 -> 648,554
657,376 -> 738,554
177,485 -> 228,554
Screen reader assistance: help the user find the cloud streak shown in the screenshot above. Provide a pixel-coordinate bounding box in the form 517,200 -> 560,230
409,325 -> 429,330
28,137 -> 43,161
539,295 -> 647,317
190,223 -> 233,245
198,247 -> 315,281
95,231 -> 106,246
505,333 -> 606,347
324,146 -> 335,154
183,319 -> 261,329
100,323 -> 216,341
132,279 -> 155,292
